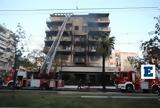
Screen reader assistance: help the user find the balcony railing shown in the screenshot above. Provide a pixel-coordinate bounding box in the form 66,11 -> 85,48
0,39 -> 6,46
61,37 -> 71,41
57,47 -> 71,51
45,36 -> 57,41
74,58 -> 85,63
0,43 -> 6,49
74,47 -> 85,52
47,15 -> 72,23
89,48 -> 96,52
96,18 -> 110,23
0,33 -> 8,41
0,48 -> 4,53
89,27 -> 111,32
75,38 -> 85,42
47,26 -> 72,31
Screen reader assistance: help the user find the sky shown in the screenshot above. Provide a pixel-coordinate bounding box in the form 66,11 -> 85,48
0,0 -> 160,56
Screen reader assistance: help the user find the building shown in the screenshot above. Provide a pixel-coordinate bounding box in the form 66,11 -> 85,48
108,50 -> 138,71
44,13 -> 137,85
0,25 -> 16,73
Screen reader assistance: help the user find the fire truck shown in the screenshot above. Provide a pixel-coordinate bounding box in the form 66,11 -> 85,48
114,70 -> 160,93
2,13 -> 72,89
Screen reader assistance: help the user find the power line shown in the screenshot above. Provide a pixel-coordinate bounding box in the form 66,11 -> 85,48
0,6 -> 159,12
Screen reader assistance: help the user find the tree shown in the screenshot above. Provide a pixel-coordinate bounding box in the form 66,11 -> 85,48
128,16 -> 160,71
97,32 -> 115,91
13,23 -> 30,88
27,49 -> 45,70
127,56 -> 145,72
15,23 -> 31,68
141,16 -> 160,67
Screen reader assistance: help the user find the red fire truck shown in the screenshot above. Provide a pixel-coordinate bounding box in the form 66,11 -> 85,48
2,13 -> 72,90
3,67 -> 64,89
114,71 -> 160,93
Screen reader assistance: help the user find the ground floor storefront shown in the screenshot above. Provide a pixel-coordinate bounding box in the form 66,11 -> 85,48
61,72 -> 115,86
60,66 -> 117,86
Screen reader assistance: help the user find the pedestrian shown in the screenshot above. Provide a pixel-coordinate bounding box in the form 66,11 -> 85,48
77,79 -> 82,90
158,85 -> 160,95
87,79 -> 91,90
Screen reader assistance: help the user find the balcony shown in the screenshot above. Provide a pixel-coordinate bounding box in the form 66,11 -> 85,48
57,46 -> 72,54
46,18 -> 72,29
89,27 -> 111,32
74,47 -> 85,52
0,39 -> 6,46
57,46 -> 71,52
74,37 -> 86,45
46,30 -> 72,37
88,36 -> 99,41
61,37 -> 71,41
0,33 -> 8,41
0,57 -> 7,62
0,43 -> 6,50
74,57 -> 85,64
89,47 -> 96,52
45,36 -> 57,41
88,18 -> 110,23
0,48 -> 4,54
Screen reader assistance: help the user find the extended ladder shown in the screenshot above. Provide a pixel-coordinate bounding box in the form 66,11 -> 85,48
40,14 -> 71,74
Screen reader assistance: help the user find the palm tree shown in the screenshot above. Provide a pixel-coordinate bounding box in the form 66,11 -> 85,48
97,33 -> 115,91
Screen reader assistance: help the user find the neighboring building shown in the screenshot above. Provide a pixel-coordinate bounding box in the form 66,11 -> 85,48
0,25 -> 16,73
108,50 -> 138,71
44,13 -> 137,85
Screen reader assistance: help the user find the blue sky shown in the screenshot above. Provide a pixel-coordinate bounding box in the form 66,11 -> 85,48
0,0 -> 160,55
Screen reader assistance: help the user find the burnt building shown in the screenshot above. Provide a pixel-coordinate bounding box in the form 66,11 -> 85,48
44,13 -> 115,85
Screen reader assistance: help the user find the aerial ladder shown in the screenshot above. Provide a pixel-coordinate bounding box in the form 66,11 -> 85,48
40,13 -> 72,74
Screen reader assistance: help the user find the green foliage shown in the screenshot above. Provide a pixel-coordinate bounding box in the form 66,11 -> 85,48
141,16 -> 160,66
97,32 -> 115,58
127,56 -> 145,71
17,57 -> 36,68
129,16 -> 160,70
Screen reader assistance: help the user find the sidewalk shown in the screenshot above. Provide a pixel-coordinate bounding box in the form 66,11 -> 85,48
58,85 -> 116,92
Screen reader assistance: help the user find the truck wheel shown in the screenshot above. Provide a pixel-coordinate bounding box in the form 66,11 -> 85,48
152,85 -> 158,93
126,84 -> 134,92
8,82 -> 14,89
40,83 -> 49,90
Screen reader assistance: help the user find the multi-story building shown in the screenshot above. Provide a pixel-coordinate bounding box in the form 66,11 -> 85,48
108,50 -> 138,71
0,25 -> 16,74
44,13 -> 137,85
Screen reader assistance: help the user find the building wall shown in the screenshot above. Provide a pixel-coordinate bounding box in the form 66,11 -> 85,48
0,25 -> 16,73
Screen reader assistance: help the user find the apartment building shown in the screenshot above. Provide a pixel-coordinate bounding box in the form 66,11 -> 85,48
0,25 -> 16,73
108,51 -> 138,71
44,13 -> 136,85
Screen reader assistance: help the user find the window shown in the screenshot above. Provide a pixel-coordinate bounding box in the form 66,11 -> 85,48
74,26 -> 79,30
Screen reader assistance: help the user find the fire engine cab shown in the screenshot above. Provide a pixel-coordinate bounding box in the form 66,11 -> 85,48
115,71 -> 160,93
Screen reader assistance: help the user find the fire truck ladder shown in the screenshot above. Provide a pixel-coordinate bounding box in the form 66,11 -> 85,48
40,14 -> 71,74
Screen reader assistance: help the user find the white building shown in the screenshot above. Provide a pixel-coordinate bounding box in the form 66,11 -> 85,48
0,25 -> 16,73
